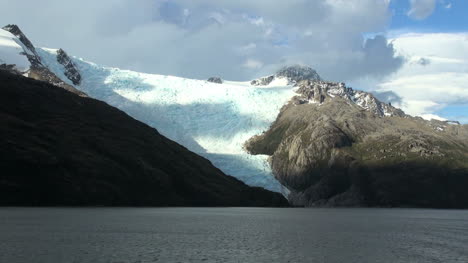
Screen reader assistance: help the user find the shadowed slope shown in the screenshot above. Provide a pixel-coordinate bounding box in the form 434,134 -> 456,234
0,71 -> 288,207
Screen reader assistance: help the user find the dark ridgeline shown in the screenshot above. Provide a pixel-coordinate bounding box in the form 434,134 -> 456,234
0,70 -> 288,207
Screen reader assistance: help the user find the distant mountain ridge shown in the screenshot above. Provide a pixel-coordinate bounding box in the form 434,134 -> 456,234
1,24 -> 467,208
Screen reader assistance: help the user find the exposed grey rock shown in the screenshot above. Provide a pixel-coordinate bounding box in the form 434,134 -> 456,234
276,65 -> 321,84
57,49 -> 81,85
2,24 -> 85,96
207,77 -> 223,84
245,88 -> 468,208
296,80 -> 406,117
251,75 -> 275,86
2,24 -> 41,65
251,65 -> 322,86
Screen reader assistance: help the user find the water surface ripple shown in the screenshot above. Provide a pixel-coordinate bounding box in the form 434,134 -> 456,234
0,208 -> 467,262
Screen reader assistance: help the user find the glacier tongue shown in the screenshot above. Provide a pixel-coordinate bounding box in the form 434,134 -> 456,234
38,48 -> 295,193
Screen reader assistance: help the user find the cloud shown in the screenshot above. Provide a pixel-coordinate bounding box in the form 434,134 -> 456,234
441,0 -> 452,9
0,0 -> 401,82
418,114 -> 447,121
375,33 -> 468,122
373,91 -> 404,105
416,57 -> 431,66
243,59 -> 263,69
407,0 -> 436,20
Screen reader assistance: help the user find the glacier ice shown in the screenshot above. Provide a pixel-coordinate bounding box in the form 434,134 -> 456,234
0,29 -> 30,71
38,48 -> 296,193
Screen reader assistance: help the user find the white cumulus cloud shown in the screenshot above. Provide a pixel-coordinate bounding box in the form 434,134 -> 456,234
376,33 -> 468,122
0,0 -> 401,82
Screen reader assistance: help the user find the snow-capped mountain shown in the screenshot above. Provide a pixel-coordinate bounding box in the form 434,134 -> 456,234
294,80 -> 405,117
1,25 -> 84,96
0,25 -> 422,194
251,65 -> 321,86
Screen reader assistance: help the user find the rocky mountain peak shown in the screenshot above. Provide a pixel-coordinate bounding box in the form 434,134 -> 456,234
251,65 -> 321,86
294,80 -> 406,118
275,65 -> 321,83
3,24 -> 36,54
2,24 -> 41,66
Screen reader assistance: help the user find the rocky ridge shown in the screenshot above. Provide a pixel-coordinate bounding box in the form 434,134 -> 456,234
57,48 -> 81,85
251,65 -> 321,86
252,65 -> 404,118
294,80 -> 406,117
2,24 -> 84,96
246,70 -> 468,208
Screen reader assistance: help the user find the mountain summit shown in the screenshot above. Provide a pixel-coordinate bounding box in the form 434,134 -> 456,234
251,65 -> 321,86
276,65 -> 322,83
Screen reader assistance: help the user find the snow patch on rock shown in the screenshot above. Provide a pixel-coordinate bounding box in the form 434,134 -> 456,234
296,80 -> 406,117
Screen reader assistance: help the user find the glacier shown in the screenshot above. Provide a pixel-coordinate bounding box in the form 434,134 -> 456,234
0,29 -> 30,71
37,48 -> 296,193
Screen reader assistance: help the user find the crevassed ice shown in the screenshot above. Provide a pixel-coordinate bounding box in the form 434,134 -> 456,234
38,48 -> 296,193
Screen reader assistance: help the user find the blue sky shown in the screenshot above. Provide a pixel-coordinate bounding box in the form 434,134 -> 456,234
390,0 -> 468,32
436,105 -> 468,123
381,0 -> 468,122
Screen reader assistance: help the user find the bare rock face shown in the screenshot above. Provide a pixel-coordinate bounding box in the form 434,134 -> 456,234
2,24 -> 41,65
2,24 -> 85,96
275,65 -> 321,84
207,77 -> 223,84
251,65 -> 321,86
57,49 -> 81,85
27,67 -> 85,96
251,75 -> 275,86
245,89 -> 468,208
295,80 -> 405,117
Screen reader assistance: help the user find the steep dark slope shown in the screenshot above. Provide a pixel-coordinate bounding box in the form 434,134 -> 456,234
246,79 -> 468,208
0,71 -> 288,206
